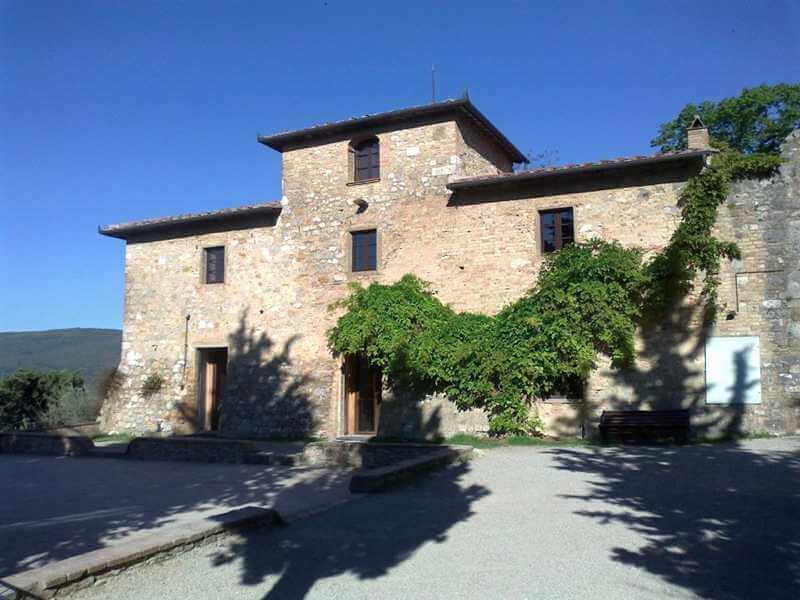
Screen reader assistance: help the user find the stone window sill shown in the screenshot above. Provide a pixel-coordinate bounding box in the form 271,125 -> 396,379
542,398 -> 584,404
349,269 -> 378,278
347,178 -> 380,187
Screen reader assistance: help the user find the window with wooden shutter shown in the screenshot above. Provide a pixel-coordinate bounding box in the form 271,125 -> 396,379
351,230 -> 377,272
352,137 -> 379,182
204,246 -> 225,284
539,208 -> 575,253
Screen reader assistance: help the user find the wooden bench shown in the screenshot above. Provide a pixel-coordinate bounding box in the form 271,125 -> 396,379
599,410 -> 690,443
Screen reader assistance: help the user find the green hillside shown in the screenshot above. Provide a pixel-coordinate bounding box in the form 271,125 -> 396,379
0,328 -> 122,395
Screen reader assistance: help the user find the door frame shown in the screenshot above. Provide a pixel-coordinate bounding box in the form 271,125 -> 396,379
342,354 -> 381,435
196,346 -> 228,432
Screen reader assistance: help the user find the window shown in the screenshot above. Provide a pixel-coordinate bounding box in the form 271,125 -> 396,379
204,246 -> 225,284
539,208 -> 575,253
351,137 -> 379,182
351,230 -> 377,272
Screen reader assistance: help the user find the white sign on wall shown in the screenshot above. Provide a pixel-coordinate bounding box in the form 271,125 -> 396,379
705,336 -> 762,405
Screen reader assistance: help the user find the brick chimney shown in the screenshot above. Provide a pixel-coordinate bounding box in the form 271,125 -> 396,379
687,115 -> 710,150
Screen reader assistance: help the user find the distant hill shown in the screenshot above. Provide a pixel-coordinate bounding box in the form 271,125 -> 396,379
0,328 -> 122,395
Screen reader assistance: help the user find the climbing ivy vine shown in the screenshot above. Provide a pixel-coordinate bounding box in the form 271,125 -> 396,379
327,149 -> 781,436
644,149 -> 782,320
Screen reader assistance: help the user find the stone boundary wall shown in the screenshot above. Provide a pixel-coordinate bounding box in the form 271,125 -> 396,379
0,432 -> 94,456
349,445 -> 473,493
303,440 -> 456,469
125,437 -> 255,463
40,421 -> 102,438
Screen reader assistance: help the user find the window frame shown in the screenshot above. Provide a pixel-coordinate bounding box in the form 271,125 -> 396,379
539,207 -> 575,254
203,246 -> 225,284
350,229 -> 378,273
349,137 -> 380,184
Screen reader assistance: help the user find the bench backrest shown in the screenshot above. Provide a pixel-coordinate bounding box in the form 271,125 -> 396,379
600,410 -> 690,426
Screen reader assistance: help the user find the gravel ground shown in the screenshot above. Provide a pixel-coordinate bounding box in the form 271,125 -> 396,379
0,455 -> 351,577
74,437 -> 800,600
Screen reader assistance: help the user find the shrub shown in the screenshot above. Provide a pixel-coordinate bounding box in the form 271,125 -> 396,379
141,373 -> 164,397
97,366 -> 125,401
0,369 -> 86,430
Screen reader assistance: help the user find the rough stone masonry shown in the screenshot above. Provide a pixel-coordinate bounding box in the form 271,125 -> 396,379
99,99 -> 799,440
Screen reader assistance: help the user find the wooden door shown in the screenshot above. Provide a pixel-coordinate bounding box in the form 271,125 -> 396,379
199,348 -> 227,431
344,354 -> 380,434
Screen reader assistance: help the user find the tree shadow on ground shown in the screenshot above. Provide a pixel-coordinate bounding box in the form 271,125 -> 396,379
546,440 -> 800,599
0,312 -> 486,599
210,461 -> 488,600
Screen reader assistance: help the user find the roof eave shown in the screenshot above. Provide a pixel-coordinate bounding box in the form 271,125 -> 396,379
99,204 -> 283,241
446,150 -> 712,191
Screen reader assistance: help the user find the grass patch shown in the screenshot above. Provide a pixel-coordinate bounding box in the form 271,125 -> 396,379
92,433 -> 134,443
445,434 -> 590,449
446,434 -> 506,449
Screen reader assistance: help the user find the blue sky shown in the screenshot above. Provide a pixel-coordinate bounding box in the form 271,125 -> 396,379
1,0 -> 798,331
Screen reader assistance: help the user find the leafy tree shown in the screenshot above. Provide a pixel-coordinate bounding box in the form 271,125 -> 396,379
652,83 -> 800,154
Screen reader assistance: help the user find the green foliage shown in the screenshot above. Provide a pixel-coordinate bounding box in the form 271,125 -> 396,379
652,83 -> 800,154
328,242 -> 645,435
0,369 -> 87,430
141,373 -> 164,397
644,150 -> 782,319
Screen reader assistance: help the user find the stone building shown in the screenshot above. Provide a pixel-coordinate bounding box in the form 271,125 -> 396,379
99,98 -> 799,439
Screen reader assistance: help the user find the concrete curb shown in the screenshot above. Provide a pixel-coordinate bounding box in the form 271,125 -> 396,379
349,445 -> 473,493
1,506 -> 282,599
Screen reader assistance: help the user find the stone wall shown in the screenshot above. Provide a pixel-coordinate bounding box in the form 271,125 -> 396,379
707,130 -> 800,434
535,132 -> 800,438
102,113 -> 799,440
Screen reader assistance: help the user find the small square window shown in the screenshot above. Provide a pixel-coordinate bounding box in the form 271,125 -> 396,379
204,246 -> 225,284
351,230 -> 377,272
540,208 -> 575,253
542,376 -> 585,402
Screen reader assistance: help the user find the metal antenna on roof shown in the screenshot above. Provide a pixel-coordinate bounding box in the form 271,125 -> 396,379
431,64 -> 436,103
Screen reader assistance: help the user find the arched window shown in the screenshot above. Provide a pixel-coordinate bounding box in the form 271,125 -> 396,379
351,137 -> 379,182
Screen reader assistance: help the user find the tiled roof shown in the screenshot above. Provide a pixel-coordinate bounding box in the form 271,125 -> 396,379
99,201 -> 283,240
447,149 -> 713,190
258,98 -> 527,164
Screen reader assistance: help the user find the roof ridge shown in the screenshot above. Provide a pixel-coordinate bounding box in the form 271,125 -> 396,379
257,98 -> 526,164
